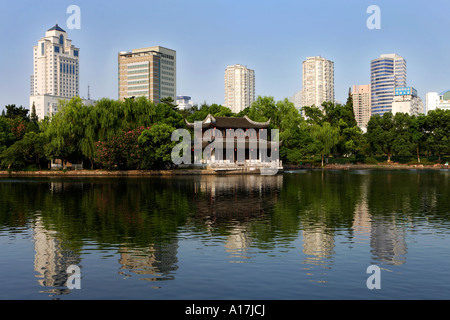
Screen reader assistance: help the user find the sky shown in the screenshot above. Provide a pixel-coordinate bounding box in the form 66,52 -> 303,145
1,0 -> 449,111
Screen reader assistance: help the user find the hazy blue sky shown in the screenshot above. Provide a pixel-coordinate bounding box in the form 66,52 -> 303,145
1,0 -> 449,111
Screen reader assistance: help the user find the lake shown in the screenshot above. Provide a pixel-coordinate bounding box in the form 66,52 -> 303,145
0,169 -> 449,300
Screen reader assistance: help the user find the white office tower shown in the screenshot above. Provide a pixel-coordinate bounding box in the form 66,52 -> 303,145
30,24 -> 80,119
224,64 -> 255,113
301,56 -> 334,108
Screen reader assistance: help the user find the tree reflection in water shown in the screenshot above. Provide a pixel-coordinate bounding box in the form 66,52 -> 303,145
0,170 -> 448,296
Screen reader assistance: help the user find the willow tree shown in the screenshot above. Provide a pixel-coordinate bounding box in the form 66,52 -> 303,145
43,97 -> 86,167
77,104 -> 97,169
310,122 -> 340,166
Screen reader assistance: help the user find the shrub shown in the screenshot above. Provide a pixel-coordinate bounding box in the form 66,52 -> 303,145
364,157 -> 378,165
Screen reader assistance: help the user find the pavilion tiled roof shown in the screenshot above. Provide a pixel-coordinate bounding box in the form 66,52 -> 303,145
185,114 -> 270,130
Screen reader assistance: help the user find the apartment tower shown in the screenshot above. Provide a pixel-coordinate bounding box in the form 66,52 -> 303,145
370,53 -> 406,116
224,64 -> 255,113
352,85 -> 371,129
30,24 -> 80,119
118,46 -> 176,103
301,56 -> 334,108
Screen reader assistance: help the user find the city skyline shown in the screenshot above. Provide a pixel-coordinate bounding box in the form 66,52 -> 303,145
1,0 -> 449,112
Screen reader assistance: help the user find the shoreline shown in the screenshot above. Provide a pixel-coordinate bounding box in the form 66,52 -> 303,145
0,163 -> 448,177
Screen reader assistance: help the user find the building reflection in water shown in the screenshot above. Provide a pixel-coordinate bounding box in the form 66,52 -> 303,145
352,173 -> 372,245
301,228 -> 335,283
351,173 -> 407,266
118,241 -> 179,281
33,215 -> 81,296
369,216 -> 407,266
224,224 -> 252,263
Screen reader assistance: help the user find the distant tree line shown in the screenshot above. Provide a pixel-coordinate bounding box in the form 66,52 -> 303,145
0,94 -> 448,171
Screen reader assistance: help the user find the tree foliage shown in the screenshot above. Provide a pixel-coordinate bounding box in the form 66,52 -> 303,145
0,95 -> 449,170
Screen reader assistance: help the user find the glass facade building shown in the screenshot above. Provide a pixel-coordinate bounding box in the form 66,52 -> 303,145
370,54 -> 406,116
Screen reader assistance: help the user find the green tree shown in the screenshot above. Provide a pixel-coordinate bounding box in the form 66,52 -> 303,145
367,112 -> 396,162
392,112 -> 413,157
409,114 -> 427,163
30,102 -> 39,124
0,132 -> 47,169
0,117 -> 15,154
341,126 -> 369,159
43,98 -> 84,167
275,99 -> 310,164
246,96 -> 278,127
4,104 -> 29,121
310,122 -> 340,166
323,101 -> 357,129
138,123 -> 178,169
302,105 -> 325,125
426,109 -> 450,161
94,127 -> 148,170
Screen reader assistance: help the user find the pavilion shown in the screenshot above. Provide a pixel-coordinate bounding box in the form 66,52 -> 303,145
184,114 -> 282,174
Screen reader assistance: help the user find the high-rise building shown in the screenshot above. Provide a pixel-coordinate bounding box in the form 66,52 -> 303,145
118,46 -> 176,103
370,53 -> 406,116
352,85 -> 371,129
391,87 -> 423,116
301,56 -> 334,108
30,24 -> 80,119
224,64 -> 255,113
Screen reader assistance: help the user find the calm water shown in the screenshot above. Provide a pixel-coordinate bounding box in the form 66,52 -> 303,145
0,170 -> 449,300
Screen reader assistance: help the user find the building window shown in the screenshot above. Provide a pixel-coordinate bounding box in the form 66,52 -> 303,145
59,35 -> 64,45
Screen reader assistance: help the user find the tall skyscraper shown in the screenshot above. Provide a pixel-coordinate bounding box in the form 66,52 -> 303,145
118,46 -> 176,103
370,53 -> 406,116
352,85 -> 371,129
224,64 -> 255,113
30,24 -> 80,119
301,56 -> 334,108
